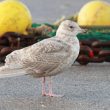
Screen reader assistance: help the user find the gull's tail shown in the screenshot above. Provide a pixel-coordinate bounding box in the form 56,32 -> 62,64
0,65 -> 27,78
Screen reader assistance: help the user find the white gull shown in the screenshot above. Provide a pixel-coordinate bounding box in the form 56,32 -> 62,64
0,20 -> 83,97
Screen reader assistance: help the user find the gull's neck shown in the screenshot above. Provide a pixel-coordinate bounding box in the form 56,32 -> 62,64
56,29 -> 79,46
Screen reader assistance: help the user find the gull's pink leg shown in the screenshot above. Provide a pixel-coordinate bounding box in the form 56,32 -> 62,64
47,76 -> 63,97
41,77 -> 47,96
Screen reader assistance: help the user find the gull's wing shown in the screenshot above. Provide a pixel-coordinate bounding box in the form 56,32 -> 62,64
3,38 -> 71,77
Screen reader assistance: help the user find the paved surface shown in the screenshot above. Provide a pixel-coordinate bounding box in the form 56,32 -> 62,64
0,0 -> 110,110
0,63 -> 110,110
21,0 -> 110,23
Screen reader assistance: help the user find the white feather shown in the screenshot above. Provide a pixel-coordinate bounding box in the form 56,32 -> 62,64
0,66 -> 26,78
0,20 -> 81,79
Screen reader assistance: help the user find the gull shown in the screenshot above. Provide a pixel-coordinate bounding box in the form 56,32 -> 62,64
0,20 -> 83,97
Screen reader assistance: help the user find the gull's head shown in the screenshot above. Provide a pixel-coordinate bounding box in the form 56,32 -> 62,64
56,20 -> 84,37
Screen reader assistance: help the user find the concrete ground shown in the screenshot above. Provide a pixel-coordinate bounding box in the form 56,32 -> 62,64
0,63 -> 110,110
21,0 -> 110,23
0,0 -> 110,110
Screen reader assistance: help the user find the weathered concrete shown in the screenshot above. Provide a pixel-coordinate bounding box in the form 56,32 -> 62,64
21,0 -> 110,23
0,63 -> 110,110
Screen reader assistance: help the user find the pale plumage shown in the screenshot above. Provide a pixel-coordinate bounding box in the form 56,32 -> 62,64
0,20 -> 83,97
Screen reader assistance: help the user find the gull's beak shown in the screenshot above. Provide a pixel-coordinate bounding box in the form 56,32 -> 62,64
79,28 -> 88,33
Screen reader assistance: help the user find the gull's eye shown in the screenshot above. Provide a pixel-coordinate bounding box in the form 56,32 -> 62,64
69,25 -> 74,29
